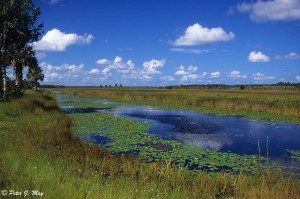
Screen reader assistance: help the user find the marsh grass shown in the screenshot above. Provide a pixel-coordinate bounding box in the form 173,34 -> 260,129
56,88 -> 300,124
0,90 -> 300,198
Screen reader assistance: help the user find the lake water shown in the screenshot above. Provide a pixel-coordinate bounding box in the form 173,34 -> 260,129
56,93 -> 300,169
112,106 -> 300,168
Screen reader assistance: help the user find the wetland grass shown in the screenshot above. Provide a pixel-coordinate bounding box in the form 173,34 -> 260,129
56,88 -> 300,124
0,90 -> 300,198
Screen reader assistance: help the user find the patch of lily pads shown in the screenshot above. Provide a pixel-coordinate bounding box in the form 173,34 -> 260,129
57,93 -> 260,173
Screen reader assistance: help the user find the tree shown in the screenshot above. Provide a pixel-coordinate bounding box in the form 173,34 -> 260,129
0,0 -> 43,100
12,44 -> 36,88
26,48 -> 43,89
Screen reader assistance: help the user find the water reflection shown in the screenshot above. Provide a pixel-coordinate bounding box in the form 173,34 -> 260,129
114,106 -> 300,168
55,93 -> 300,169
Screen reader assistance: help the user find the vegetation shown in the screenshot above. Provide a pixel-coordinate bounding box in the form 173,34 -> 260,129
57,93 -> 259,173
290,150 -> 300,161
56,88 -> 300,124
70,112 -> 259,173
164,82 -> 300,90
0,90 -> 299,198
0,0 -> 43,101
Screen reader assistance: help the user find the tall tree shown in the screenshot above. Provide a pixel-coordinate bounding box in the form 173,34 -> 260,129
26,48 -> 44,89
0,0 -> 43,99
12,44 -> 36,88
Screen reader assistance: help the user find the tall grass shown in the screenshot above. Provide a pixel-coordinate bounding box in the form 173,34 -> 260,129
57,88 -> 300,124
0,90 -> 300,198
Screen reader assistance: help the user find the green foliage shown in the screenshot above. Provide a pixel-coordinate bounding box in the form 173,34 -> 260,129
0,0 -> 43,100
289,150 -> 300,161
0,77 -> 24,101
1,90 -> 300,198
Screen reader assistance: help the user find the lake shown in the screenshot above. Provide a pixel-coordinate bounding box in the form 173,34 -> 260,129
56,93 -> 300,170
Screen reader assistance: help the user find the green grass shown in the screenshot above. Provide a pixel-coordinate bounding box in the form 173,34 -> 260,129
56,88 -> 300,124
1,90 -> 300,198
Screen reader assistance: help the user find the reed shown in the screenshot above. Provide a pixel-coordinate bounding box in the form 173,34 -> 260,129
56,88 -> 300,124
0,90 -> 299,198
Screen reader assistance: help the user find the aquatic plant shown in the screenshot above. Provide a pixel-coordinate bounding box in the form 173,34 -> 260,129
56,88 -> 300,124
64,93 -> 260,173
1,90 -> 300,198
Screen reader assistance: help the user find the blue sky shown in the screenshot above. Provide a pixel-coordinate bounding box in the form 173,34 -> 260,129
33,0 -> 300,86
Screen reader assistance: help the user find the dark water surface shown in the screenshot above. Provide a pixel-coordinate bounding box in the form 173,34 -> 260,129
55,93 -> 300,169
112,106 -> 300,168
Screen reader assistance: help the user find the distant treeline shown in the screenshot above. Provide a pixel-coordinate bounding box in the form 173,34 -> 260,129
164,82 -> 300,90
41,82 -> 300,90
40,84 -> 66,88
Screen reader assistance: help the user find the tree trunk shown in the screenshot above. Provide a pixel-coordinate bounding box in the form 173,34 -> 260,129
14,63 -> 23,87
0,66 -> 3,99
3,67 -> 7,95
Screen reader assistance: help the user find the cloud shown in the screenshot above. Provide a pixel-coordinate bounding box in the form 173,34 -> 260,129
296,76 -> 300,81
236,0 -> 300,22
175,65 -> 199,81
208,71 -> 221,78
252,73 -> 276,80
36,51 -> 46,59
175,65 -> 197,76
160,75 -> 175,82
40,62 -> 85,83
275,52 -> 300,60
95,57 -> 166,81
170,47 -> 213,54
96,59 -> 109,65
96,56 -> 135,72
228,70 -> 247,79
248,51 -> 270,62
142,59 -> 166,75
33,29 -> 94,52
40,62 -> 114,85
174,65 -> 222,81
88,69 -> 101,74
173,23 -> 234,46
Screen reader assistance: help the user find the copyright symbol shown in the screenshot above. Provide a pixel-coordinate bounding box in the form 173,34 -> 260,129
1,190 -> 8,196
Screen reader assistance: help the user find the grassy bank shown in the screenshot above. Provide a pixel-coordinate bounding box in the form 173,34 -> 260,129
1,90 -> 300,198
56,88 -> 300,124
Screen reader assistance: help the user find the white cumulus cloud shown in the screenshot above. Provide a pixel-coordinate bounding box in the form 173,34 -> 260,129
96,59 -> 109,65
208,71 -> 221,78
94,57 -> 165,81
175,65 -> 199,81
88,69 -> 101,74
160,75 -> 175,82
252,73 -> 276,80
142,59 -> 166,75
228,70 -> 247,79
296,76 -> 300,81
236,0 -> 300,22
248,51 -> 270,62
33,29 -> 94,52
174,23 -> 234,46
40,62 -> 85,83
